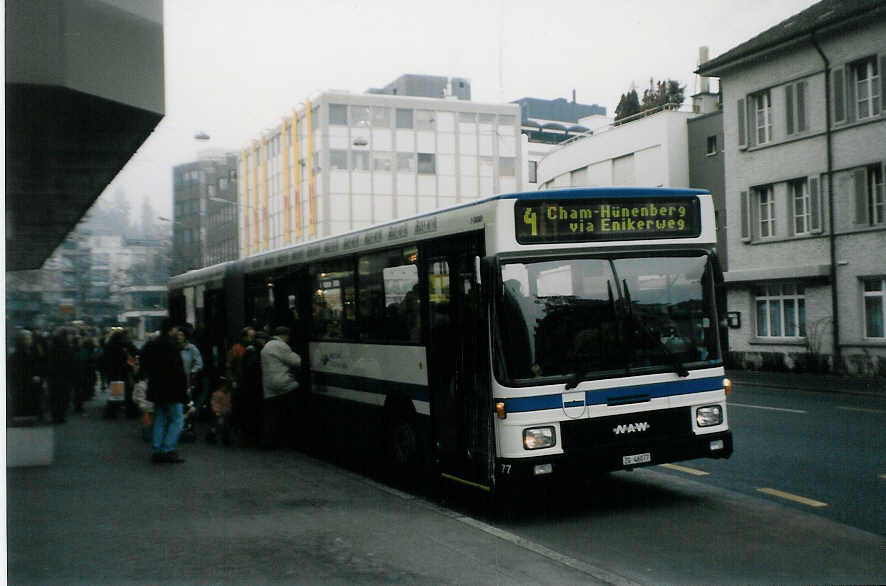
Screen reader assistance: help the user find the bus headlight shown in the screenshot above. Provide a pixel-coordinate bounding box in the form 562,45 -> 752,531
523,426 -> 556,450
696,405 -> 723,427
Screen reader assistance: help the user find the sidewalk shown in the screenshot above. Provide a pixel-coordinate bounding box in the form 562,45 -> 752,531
726,368 -> 886,396
6,397 -> 617,586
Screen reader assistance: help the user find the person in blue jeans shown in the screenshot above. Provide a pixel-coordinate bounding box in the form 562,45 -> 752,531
140,320 -> 189,463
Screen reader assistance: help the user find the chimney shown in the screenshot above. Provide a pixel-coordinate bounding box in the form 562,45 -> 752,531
698,46 -> 710,94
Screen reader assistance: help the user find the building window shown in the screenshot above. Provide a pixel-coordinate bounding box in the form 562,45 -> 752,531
864,278 -> 886,338
785,81 -> 808,135
755,283 -> 806,338
415,110 -> 435,131
706,135 -> 718,156
397,153 -> 416,173
329,150 -> 348,171
396,108 -> 413,129
870,165 -> 885,225
373,152 -> 392,172
372,107 -> 391,128
350,105 -> 371,127
350,151 -> 370,172
854,57 -> 881,120
791,179 -> 811,235
757,185 -> 775,238
499,157 -> 515,177
528,160 -> 538,183
754,91 -> 772,145
417,153 -> 436,175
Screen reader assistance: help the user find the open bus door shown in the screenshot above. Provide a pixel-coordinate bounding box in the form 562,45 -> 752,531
425,234 -> 493,492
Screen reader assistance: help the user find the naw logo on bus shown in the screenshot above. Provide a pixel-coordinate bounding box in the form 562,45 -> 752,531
613,422 -> 651,435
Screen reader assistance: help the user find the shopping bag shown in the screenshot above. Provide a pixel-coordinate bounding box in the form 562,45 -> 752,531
109,380 -> 125,402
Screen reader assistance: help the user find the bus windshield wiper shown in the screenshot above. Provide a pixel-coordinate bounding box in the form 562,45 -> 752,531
622,280 -> 689,378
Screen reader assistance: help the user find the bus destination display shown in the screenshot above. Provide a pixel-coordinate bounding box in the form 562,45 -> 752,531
515,197 -> 701,244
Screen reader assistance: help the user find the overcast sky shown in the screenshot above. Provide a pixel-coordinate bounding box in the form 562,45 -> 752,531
104,0 -> 819,219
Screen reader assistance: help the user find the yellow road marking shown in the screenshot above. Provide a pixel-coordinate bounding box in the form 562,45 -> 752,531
757,487 -> 828,508
659,463 -> 709,476
837,406 -> 886,414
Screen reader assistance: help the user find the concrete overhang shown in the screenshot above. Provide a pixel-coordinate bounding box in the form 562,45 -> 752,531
5,0 -> 165,271
723,264 -> 831,285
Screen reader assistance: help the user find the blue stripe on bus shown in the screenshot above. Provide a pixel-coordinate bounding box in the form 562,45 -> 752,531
503,376 -> 724,414
312,372 -> 430,403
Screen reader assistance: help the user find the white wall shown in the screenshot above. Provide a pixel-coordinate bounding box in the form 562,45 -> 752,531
537,110 -> 693,188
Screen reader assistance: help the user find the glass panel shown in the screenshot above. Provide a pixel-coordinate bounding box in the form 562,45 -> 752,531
494,255 -> 720,383
417,153 -> 436,175
396,108 -> 413,129
866,296 -> 884,337
351,151 -> 370,171
312,262 -> 356,340
757,300 -> 768,336
373,152 -> 392,172
329,150 -> 348,170
798,299 -> 806,337
769,299 -> 782,336
415,110 -> 435,130
350,105 -> 371,127
372,107 -> 390,127
499,157 -> 515,177
784,299 -> 796,336
396,153 -> 416,173
865,279 -> 883,292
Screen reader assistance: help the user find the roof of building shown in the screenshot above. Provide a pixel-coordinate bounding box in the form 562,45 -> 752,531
512,97 -> 606,123
697,0 -> 886,76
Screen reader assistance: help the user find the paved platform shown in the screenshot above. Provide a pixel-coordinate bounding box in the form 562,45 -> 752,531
6,398 -> 616,585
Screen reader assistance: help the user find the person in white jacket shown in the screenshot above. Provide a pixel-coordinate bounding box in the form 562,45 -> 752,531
260,326 -> 302,448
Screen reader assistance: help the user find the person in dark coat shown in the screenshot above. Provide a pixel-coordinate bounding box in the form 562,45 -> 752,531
101,329 -> 139,419
7,329 -> 46,421
141,320 -> 189,463
234,330 -> 268,447
47,327 -> 77,423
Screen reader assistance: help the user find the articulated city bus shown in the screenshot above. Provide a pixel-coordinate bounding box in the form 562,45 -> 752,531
169,187 -> 732,493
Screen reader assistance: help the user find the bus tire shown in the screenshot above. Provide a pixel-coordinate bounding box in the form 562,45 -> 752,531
381,409 -> 421,488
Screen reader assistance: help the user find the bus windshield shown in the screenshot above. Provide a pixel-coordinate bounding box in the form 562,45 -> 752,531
495,253 -> 721,385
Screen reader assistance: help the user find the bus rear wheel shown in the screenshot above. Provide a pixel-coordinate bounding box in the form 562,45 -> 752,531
382,414 -> 421,489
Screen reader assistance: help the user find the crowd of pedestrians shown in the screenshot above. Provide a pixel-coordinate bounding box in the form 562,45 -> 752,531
7,319 -> 305,466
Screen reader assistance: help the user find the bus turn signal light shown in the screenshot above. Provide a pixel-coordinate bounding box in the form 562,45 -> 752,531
723,377 -> 732,396
495,401 -> 507,419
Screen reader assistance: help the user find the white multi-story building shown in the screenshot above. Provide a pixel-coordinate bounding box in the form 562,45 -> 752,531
698,0 -> 886,375
237,84 -> 522,257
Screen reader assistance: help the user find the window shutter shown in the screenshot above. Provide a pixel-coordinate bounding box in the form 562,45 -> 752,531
809,175 -> 820,232
737,98 -> 746,148
797,81 -> 807,131
747,97 -> 757,148
853,167 -> 868,224
785,85 -> 795,135
740,190 -> 750,241
878,55 -> 886,116
832,67 -> 846,124
846,65 -> 857,123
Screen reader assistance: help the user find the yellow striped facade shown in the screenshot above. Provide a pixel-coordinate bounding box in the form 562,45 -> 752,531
236,91 -> 522,259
